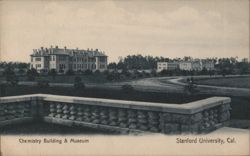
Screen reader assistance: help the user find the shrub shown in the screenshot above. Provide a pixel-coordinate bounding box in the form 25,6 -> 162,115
74,76 -> 85,89
84,69 -> 92,75
48,69 -> 57,80
66,69 -> 75,75
150,69 -> 157,77
103,70 -> 109,75
121,84 -> 134,93
26,68 -> 39,81
94,70 -> 101,75
4,67 -> 19,85
184,77 -> 198,95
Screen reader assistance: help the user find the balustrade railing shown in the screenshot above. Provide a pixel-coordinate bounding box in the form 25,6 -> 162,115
0,94 -> 231,134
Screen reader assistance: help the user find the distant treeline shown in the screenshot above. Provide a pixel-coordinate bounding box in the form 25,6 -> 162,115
0,62 -> 30,69
108,55 -> 250,74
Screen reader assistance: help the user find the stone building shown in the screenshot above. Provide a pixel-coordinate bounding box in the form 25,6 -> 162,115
30,46 -> 108,73
157,62 -> 179,72
157,59 -> 214,72
201,60 -> 215,71
179,61 -> 193,71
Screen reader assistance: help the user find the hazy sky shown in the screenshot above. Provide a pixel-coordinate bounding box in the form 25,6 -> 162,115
0,0 -> 249,63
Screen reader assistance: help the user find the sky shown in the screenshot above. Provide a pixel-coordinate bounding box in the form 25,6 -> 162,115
0,0 -> 249,63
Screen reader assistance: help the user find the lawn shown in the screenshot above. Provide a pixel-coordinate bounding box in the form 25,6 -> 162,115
195,76 -> 250,89
0,74 -> 109,84
36,74 -> 108,84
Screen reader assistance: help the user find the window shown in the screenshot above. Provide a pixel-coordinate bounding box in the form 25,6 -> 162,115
99,57 -> 106,62
35,57 -> 41,61
100,64 -> 106,69
59,56 -> 66,61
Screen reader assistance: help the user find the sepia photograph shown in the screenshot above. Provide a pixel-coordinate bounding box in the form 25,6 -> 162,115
0,0 -> 249,155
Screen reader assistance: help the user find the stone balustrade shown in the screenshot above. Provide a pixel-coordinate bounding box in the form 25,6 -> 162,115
0,94 -> 231,134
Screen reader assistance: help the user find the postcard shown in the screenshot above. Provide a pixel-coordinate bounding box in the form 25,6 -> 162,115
0,0 -> 249,155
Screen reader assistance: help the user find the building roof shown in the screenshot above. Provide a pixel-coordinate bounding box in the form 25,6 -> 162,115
31,46 -> 107,57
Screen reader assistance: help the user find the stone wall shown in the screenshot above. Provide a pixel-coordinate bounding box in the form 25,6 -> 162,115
0,94 -> 231,134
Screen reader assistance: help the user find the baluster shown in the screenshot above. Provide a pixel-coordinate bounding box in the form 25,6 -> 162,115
62,104 -> 70,119
109,108 -> 118,126
48,102 -> 56,117
213,109 -> 218,124
91,106 -> 100,124
118,109 -> 128,128
69,104 -> 76,120
202,110 -> 210,128
128,110 -> 137,129
83,106 -> 91,122
76,105 -> 83,121
137,110 -> 148,131
100,107 -> 109,125
55,103 -> 63,118
16,102 -> 25,118
209,109 -> 215,126
148,111 -> 160,132
6,104 -> 15,120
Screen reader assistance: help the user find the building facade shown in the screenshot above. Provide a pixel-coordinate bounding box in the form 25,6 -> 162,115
157,62 -> 179,72
179,62 -> 193,71
157,59 -> 214,72
30,46 -> 108,73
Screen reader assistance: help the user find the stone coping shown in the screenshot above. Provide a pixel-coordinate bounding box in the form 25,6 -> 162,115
0,94 -> 231,114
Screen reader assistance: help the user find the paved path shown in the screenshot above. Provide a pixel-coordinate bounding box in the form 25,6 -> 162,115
167,76 -> 250,97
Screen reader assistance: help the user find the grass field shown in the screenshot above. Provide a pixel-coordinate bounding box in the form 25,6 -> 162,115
195,76 -> 250,88
0,74 -> 109,84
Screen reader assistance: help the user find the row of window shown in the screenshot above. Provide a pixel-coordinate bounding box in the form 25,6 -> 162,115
32,56 -> 106,63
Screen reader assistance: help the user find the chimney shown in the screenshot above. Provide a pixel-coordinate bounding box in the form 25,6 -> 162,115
50,45 -> 53,49
64,46 -> 67,49
96,49 -> 98,52
41,47 -> 44,50
55,45 -> 58,49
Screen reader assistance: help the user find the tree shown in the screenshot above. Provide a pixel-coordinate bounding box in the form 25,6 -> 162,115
27,68 -> 38,81
108,62 -> 117,69
3,67 -> 19,85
